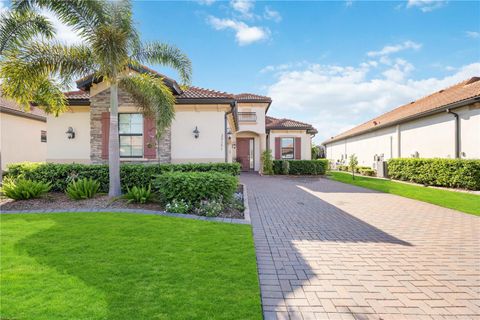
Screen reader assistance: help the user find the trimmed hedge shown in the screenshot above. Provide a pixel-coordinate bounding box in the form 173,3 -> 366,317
387,158 -> 480,190
154,172 -> 238,204
273,160 -> 328,175
6,162 -> 241,193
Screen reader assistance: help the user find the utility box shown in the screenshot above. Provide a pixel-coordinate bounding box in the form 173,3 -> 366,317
376,161 -> 388,178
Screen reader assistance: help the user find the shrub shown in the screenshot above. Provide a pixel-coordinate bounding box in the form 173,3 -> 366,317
165,199 -> 191,214
273,160 -> 328,175
154,172 -> 238,204
6,162 -> 241,193
194,199 -> 224,217
66,178 -> 100,200
387,158 -> 480,190
123,185 -> 153,204
1,178 -> 51,200
281,160 -> 290,175
359,167 -> 376,176
261,150 -> 274,175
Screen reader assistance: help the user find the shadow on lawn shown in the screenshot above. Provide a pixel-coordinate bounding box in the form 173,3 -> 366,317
15,214 -> 262,320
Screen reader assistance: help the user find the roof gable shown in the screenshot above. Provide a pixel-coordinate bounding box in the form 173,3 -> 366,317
266,116 -> 318,134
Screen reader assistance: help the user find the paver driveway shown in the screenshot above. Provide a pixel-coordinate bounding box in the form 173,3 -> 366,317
241,174 -> 479,320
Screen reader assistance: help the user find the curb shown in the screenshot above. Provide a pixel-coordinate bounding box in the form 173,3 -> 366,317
0,208 -> 251,225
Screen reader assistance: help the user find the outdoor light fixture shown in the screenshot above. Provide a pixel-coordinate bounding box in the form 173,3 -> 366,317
66,127 -> 75,139
193,126 -> 200,139
227,129 -> 232,141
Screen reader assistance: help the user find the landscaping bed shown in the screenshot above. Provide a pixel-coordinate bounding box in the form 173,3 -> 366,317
0,184 -> 245,219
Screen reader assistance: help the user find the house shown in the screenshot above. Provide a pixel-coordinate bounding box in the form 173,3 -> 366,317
0,96 -> 47,170
46,66 -> 317,171
323,77 -> 480,168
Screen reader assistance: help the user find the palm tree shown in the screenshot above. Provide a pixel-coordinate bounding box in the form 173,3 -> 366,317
0,0 -> 192,196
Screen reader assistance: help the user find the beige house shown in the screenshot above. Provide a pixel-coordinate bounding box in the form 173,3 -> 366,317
323,77 -> 480,168
46,66 -> 317,171
0,96 -> 47,170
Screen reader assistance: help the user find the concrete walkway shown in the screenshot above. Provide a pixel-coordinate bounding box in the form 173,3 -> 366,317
241,174 -> 479,320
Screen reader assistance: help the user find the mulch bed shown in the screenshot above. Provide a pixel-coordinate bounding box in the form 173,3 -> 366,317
0,193 -> 244,219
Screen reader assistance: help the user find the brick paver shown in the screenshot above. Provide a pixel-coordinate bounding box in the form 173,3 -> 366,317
241,174 -> 479,320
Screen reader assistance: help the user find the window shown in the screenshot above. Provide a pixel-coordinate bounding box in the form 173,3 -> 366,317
119,113 -> 143,158
41,130 -> 47,142
281,137 -> 294,159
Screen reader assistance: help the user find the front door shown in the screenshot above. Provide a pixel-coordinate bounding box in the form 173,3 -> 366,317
236,138 -> 254,171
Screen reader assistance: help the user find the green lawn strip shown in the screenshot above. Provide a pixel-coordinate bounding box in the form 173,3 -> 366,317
0,212 -> 262,320
328,171 -> 480,216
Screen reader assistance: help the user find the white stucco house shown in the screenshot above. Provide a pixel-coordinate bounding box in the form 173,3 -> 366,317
323,77 -> 480,168
45,66 -> 317,171
0,96 -> 47,170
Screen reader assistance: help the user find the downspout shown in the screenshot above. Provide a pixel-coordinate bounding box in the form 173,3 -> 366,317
224,112 -> 229,163
446,109 -> 460,158
225,102 -> 235,162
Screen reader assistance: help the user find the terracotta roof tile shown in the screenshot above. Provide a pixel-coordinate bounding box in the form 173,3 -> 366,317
176,86 -> 234,99
324,77 -> 480,144
266,116 -> 318,134
64,90 -> 90,100
235,93 -> 272,102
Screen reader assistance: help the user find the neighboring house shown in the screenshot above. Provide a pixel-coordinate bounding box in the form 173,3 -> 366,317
46,66 -> 317,171
323,77 -> 480,168
0,96 -> 47,171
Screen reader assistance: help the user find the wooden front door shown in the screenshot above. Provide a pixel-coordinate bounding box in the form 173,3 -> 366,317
236,138 -> 254,171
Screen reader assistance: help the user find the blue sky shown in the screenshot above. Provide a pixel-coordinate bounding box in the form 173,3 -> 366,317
1,0 -> 479,142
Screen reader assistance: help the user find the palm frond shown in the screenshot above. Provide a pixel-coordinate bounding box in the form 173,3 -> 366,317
0,9 -> 54,55
119,73 -> 176,135
131,42 -> 192,85
11,0 -> 106,41
1,71 -> 67,115
4,41 -> 96,84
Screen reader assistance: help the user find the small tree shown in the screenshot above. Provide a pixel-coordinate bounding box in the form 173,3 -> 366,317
349,154 -> 358,179
311,145 -> 320,160
261,150 -> 274,175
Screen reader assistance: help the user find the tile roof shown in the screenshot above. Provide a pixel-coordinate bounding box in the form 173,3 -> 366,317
235,93 -> 272,102
266,116 -> 318,134
324,76 -> 480,144
0,94 -> 46,119
176,86 -> 234,100
64,90 -> 90,100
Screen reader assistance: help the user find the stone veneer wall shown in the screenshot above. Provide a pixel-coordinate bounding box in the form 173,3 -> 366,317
90,87 -> 171,164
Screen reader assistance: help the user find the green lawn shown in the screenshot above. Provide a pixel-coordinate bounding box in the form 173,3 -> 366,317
0,212 -> 262,320
328,171 -> 480,216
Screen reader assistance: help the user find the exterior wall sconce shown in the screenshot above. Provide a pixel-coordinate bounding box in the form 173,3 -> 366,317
227,129 -> 232,141
193,126 -> 200,139
66,127 -> 75,139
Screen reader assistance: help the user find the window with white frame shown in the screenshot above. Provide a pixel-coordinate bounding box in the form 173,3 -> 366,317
119,113 -> 143,158
280,137 -> 294,159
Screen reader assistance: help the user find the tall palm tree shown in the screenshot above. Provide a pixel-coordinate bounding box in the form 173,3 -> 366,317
0,0 -> 192,196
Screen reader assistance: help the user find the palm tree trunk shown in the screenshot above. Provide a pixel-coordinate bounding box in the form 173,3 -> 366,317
108,82 -> 122,197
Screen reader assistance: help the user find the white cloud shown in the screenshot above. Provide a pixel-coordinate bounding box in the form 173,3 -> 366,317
41,9 -> 83,45
264,6 -> 282,22
0,1 -> 8,14
345,0 -> 354,7
230,0 -> 254,19
208,16 -> 269,45
466,31 -> 480,39
367,41 -> 422,57
265,61 -> 480,143
407,0 -> 447,12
